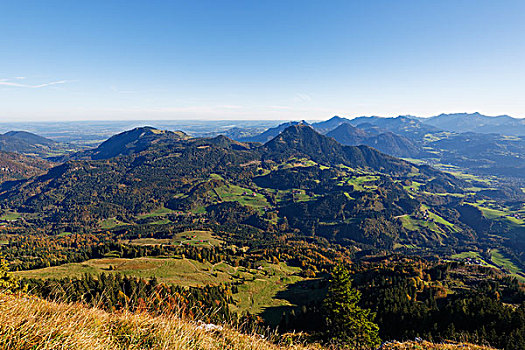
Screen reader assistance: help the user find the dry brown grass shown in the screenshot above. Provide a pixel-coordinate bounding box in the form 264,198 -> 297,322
0,293 -> 315,350
0,293 -> 498,350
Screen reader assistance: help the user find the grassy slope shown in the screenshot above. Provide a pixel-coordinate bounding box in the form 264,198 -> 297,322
490,249 -> 525,280
0,293 -> 310,350
0,293 -> 496,350
127,231 -> 224,247
15,257 -> 307,316
0,212 -> 22,221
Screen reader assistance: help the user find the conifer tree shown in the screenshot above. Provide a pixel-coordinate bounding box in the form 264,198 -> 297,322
322,264 -> 381,349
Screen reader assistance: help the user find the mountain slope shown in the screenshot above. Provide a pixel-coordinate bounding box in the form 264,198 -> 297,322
262,125 -> 417,174
326,123 -> 421,157
325,123 -> 369,144
0,293 -> 494,350
0,151 -> 54,182
0,293 -> 310,350
56,126 -> 189,161
0,131 -> 67,158
366,132 -> 421,157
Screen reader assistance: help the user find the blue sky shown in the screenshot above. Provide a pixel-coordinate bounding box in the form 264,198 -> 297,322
1,0 -> 525,121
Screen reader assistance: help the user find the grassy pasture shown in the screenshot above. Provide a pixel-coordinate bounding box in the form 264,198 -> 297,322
0,211 -> 22,221
450,251 -> 495,267
99,217 -> 126,229
215,184 -> 269,208
399,215 -> 450,239
137,206 -> 175,218
16,257 -> 240,286
344,175 -> 379,191
489,249 -> 525,280
14,257 -> 312,316
127,230 -> 223,247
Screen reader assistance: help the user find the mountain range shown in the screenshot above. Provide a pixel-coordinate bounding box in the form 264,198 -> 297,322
0,124 -> 481,249
233,114 -> 525,178
421,112 -> 525,136
0,116 -> 522,256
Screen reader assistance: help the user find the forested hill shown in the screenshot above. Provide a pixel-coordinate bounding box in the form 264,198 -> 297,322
0,150 -> 54,182
0,130 -> 68,158
262,124 -> 418,175
53,126 -> 189,161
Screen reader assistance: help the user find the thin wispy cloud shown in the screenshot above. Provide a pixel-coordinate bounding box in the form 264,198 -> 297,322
294,93 -> 312,103
0,78 -> 68,89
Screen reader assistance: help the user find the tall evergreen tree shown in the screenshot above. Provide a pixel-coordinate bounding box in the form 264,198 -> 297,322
322,264 -> 381,349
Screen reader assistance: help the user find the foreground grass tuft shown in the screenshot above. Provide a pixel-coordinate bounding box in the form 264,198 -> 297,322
0,293 -> 310,350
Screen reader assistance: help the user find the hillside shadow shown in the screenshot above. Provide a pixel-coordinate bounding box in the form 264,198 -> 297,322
260,278 -> 327,326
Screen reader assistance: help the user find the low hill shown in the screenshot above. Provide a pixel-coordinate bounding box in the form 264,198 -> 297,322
3,131 -> 56,146
0,131 -> 69,158
55,126 -> 189,161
